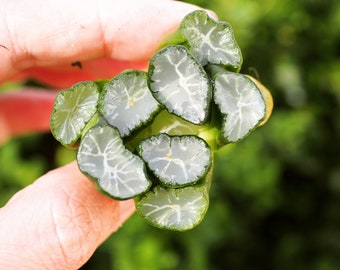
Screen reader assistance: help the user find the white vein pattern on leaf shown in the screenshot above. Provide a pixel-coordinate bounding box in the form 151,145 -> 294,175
141,135 -> 210,185
184,17 -> 239,66
56,88 -> 98,142
148,156 -> 188,183
153,49 -> 207,123
103,75 -> 158,136
105,76 -> 148,114
80,127 -> 148,197
170,55 -> 206,122
141,187 -> 206,227
215,74 -> 265,141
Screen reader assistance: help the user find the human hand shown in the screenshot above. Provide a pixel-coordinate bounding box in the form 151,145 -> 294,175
0,0 -> 212,268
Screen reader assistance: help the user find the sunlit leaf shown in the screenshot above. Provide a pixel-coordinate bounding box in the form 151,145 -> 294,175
50,81 -> 99,148
138,133 -> 211,187
213,72 -> 266,143
77,125 -> 151,199
136,185 -> 209,231
148,45 -> 211,125
100,70 -> 160,137
181,10 -> 242,71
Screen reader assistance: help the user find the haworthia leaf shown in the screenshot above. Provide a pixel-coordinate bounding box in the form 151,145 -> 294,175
77,125 -> 151,200
136,185 -> 209,231
138,134 -> 211,187
150,109 -> 202,136
148,109 -> 221,152
100,70 -> 160,137
50,81 -> 99,148
181,10 -> 242,71
213,72 -> 266,143
148,45 -> 212,125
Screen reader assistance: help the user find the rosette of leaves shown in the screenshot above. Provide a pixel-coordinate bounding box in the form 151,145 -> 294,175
50,10 -> 273,231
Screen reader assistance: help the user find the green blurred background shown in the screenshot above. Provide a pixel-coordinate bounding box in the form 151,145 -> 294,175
1,0 -> 340,269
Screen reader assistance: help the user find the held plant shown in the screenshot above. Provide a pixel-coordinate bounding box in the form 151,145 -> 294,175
50,10 -> 273,231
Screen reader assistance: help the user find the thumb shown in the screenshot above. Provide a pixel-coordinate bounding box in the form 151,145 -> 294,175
0,161 -> 135,269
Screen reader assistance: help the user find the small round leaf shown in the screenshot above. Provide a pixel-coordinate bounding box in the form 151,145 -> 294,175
213,72 -> 266,143
181,10 -> 242,71
136,185 -> 209,231
100,70 -> 160,137
148,45 -> 211,125
138,134 -> 211,187
77,125 -> 151,200
50,81 -> 99,148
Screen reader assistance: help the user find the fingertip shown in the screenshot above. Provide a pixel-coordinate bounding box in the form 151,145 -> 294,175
165,0 -> 218,20
111,199 -> 136,232
205,9 -> 219,20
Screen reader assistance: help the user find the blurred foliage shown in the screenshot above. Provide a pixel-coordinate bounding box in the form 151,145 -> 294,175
1,0 -> 340,269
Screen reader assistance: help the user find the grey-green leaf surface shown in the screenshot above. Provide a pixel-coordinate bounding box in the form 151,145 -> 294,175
77,125 -> 151,200
149,109 -> 201,136
138,134 -> 211,187
148,45 -> 211,125
136,185 -> 209,231
50,81 -> 99,147
181,10 -> 242,71
99,70 -> 160,137
213,72 -> 266,143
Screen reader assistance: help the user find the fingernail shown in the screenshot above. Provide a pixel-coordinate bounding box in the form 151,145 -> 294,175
119,200 -> 136,220
205,9 -> 218,20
